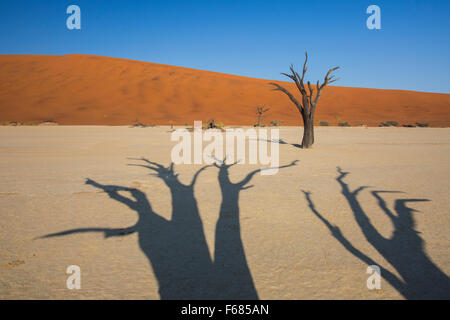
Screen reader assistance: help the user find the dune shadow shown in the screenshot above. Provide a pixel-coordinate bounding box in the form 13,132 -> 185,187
303,167 -> 450,299
40,158 -> 297,299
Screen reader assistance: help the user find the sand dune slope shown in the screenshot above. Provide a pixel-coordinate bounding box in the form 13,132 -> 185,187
0,54 -> 449,126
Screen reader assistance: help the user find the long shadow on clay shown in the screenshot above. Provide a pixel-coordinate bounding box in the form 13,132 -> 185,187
39,158 -> 297,299
304,167 -> 450,299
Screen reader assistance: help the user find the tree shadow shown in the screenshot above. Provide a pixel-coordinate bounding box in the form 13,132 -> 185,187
213,159 -> 298,299
256,138 -> 302,149
303,167 -> 450,299
39,158 -> 298,299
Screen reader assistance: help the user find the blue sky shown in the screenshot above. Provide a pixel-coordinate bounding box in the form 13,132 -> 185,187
0,0 -> 449,93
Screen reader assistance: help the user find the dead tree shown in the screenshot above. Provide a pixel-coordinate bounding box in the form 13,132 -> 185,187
270,52 -> 339,148
255,106 -> 270,127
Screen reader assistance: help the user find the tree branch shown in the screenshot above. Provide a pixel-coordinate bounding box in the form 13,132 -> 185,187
271,53 -> 340,125
269,82 -> 303,114
301,51 -> 308,83
311,66 -> 340,115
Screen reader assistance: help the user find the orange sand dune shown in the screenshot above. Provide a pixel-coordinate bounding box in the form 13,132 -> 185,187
0,54 -> 449,126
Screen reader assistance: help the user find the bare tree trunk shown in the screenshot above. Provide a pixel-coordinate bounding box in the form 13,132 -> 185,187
302,115 -> 314,148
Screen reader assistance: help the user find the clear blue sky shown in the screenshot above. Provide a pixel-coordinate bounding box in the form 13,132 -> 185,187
1,0 -> 449,93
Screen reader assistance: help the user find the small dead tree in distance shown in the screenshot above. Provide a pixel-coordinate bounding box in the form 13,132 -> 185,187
269,52 -> 339,148
255,106 -> 270,127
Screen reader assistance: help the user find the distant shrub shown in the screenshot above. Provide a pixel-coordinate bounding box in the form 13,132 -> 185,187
204,119 -> 225,131
338,122 -> 350,127
416,122 -> 429,127
319,121 -> 329,126
132,118 -> 148,128
206,118 -> 215,129
379,121 -> 399,127
270,120 -> 279,126
403,124 -> 416,128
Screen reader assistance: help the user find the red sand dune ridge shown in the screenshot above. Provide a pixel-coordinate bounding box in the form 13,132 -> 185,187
0,54 -> 449,127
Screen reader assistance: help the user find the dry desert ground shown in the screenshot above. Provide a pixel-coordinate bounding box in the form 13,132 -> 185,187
0,126 -> 449,299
